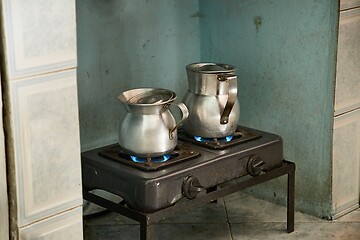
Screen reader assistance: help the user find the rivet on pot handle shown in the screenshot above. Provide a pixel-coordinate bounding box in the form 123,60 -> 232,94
169,103 -> 189,140
217,74 -> 237,124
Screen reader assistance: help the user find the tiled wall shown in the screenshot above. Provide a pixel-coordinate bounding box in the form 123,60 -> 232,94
332,108 -> 360,218
1,0 -> 82,238
2,0 -> 76,79
332,1 -> 360,218
340,0 -> 360,10
0,75 -> 9,240
334,7 -> 360,116
19,207 -> 83,240
9,70 -> 82,227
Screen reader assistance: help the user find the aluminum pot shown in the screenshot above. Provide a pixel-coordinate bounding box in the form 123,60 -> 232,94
118,88 -> 188,158
182,63 -> 240,138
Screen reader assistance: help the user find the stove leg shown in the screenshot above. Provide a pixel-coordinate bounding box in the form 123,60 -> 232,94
287,167 -> 295,233
140,223 -> 154,240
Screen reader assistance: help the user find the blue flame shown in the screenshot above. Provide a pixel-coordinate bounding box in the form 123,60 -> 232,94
130,154 -> 171,163
194,136 -> 203,142
194,135 -> 233,143
225,135 -> 234,142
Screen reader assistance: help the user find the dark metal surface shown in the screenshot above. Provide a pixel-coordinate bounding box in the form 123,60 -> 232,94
81,126 -> 283,212
83,160 -> 296,240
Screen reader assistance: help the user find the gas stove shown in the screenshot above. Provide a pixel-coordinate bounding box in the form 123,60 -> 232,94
81,126 -> 284,212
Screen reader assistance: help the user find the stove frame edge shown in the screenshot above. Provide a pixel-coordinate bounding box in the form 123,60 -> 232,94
83,160 -> 295,240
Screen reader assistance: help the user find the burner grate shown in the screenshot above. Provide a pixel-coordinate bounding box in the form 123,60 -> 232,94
99,145 -> 200,171
179,126 -> 262,150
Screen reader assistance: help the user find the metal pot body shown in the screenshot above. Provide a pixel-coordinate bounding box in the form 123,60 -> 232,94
183,63 -> 240,138
118,110 -> 177,157
118,88 -> 188,158
183,92 -> 240,138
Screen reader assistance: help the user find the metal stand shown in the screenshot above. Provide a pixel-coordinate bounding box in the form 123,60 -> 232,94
83,160 -> 295,239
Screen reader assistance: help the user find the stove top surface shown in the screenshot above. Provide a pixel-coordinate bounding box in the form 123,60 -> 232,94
81,126 -> 284,212
99,145 -> 200,171
82,126 -> 282,177
97,126 -> 263,171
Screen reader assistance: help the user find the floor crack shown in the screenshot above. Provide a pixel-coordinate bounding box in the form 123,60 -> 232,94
223,197 -> 234,240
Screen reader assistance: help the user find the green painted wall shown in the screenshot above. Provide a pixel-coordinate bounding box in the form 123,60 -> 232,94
76,0 -> 200,151
199,0 -> 339,218
77,0 -> 339,218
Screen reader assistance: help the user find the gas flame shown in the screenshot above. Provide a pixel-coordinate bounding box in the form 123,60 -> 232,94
194,135 -> 233,143
130,154 -> 171,163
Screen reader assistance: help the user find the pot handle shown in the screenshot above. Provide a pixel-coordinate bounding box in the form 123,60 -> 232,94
217,74 -> 237,124
169,103 -> 189,139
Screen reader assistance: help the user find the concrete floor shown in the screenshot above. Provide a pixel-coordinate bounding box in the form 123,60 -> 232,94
84,192 -> 360,240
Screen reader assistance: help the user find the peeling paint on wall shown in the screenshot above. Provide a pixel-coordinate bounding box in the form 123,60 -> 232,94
254,16 -> 263,32
191,11 -> 204,18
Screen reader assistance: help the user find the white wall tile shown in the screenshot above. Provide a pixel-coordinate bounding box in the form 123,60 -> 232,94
19,207 -> 83,240
335,8 -> 360,116
340,0 -> 360,10
0,75 -> 9,240
10,69 -> 82,227
2,0 -> 77,80
332,108 -> 360,216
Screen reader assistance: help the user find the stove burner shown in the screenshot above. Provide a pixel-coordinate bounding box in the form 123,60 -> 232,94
130,154 -> 172,163
179,126 -> 262,150
194,135 -> 234,143
99,145 -> 200,171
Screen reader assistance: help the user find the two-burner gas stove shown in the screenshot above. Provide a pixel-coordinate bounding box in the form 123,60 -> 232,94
82,126 -> 295,240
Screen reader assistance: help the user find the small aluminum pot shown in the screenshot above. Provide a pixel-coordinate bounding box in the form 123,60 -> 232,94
118,88 -> 188,158
182,63 -> 240,138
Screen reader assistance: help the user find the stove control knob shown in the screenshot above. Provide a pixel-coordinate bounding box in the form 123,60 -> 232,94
247,155 -> 265,176
183,176 -> 205,199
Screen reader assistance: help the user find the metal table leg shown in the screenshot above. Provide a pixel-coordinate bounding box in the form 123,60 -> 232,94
83,160 -> 296,239
140,223 -> 155,240
287,163 -> 295,233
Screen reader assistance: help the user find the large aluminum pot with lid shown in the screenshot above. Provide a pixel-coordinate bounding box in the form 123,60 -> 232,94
182,62 -> 240,138
118,88 -> 188,158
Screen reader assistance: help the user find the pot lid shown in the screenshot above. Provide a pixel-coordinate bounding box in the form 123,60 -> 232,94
186,63 -> 236,73
127,89 -> 174,105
